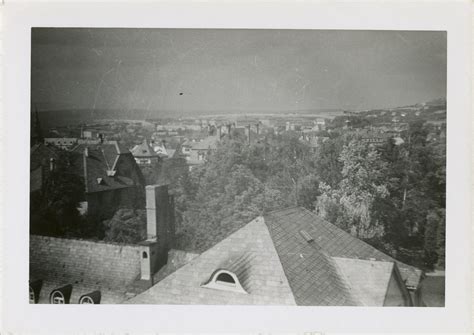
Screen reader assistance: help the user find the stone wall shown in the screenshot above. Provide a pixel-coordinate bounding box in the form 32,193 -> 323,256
30,235 -> 142,290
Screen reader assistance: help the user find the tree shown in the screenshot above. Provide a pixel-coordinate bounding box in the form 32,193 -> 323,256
103,209 -> 146,244
316,140 -> 389,238
30,150 -> 85,236
314,137 -> 344,188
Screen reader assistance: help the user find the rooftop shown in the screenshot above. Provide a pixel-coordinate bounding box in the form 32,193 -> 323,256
128,207 -> 422,306
131,139 -> 159,158
70,141 -> 143,193
189,136 -> 219,151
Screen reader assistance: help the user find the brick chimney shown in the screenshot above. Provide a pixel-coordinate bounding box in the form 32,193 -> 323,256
145,184 -> 174,248
140,184 -> 176,282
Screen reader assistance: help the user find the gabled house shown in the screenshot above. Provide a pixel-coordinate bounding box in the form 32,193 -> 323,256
44,137 -> 78,149
131,138 -> 161,165
180,136 -> 219,169
69,141 -> 146,218
127,207 -> 422,306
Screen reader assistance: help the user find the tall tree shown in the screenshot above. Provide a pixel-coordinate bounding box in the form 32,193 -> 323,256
317,140 -> 389,238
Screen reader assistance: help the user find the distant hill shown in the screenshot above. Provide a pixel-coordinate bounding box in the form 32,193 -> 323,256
33,99 -> 446,129
425,97 -> 446,106
34,108 -> 345,128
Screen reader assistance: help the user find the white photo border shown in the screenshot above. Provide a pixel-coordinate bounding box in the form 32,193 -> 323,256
2,1 -> 471,333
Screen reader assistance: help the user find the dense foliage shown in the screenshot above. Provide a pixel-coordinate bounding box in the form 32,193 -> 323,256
30,151 -> 95,237
166,123 -> 445,269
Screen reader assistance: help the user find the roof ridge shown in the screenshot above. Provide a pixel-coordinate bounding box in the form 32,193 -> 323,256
264,205 -> 301,215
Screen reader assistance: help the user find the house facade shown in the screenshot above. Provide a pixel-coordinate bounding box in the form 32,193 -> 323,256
131,138 -> 161,165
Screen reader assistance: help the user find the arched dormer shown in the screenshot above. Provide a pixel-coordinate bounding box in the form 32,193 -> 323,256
201,269 -> 248,294
49,284 -> 72,304
29,279 -> 43,304
79,290 -> 101,304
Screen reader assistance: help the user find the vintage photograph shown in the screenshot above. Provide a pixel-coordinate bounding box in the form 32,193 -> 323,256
29,28 -> 446,306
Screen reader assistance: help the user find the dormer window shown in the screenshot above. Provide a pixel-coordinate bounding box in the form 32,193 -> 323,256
50,284 -> 72,304
29,279 -> 42,304
29,287 -> 35,303
51,291 -> 65,304
215,272 -> 235,285
79,296 -> 94,304
201,269 -> 247,294
79,290 -> 101,304
106,170 -> 116,177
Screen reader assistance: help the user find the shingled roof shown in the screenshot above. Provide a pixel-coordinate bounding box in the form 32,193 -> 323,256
127,217 -> 296,305
131,139 -> 158,158
70,141 -> 144,193
264,207 -> 422,290
128,207 -> 422,306
189,136 -> 219,151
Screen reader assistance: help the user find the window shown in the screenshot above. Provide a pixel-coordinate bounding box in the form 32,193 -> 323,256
216,272 -> 235,284
79,296 -> 94,304
29,287 -> 35,303
142,251 -> 148,259
79,290 -> 101,304
201,269 -> 247,294
51,291 -> 65,304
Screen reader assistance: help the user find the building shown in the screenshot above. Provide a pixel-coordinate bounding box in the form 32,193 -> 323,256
131,139 -> 161,165
68,141 -> 146,218
127,207 -> 423,306
181,136 -> 219,168
29,184 -> 175,304
44,137 -> 78,149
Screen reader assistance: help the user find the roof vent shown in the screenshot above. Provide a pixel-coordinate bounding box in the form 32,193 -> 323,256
300,230 -> 314,243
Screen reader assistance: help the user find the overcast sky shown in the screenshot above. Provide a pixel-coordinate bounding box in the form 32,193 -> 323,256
31,28 -> 446,113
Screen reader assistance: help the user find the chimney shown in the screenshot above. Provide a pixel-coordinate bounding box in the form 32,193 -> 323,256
247,124 -> 251,144
145,184 -> 174,247
49,158 -> 55,172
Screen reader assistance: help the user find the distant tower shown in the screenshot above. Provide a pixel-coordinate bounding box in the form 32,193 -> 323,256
31,106 -> 44,146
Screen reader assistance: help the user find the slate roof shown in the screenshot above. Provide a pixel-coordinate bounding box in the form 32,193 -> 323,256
127,217 -> 296,305
190,136 -> 219,151
70,141 -> 142,193
264,212 -> 356,306
127,207 -> 422,306
264,207 -> 422,289
131,139 -> 158,158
